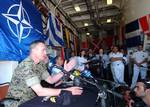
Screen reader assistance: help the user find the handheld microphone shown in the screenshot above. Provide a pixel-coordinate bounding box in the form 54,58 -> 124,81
70,70 -> 81,80
81,70 -> 93,78
81,70 -> 98,83
69,70 -> 81,86
42,96 -> 50,102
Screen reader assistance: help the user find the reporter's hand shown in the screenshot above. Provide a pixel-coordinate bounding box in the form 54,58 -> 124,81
65,87 -> 83,95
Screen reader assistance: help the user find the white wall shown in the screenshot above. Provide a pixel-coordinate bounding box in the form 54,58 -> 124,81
0,61 -> 18,84
124,0 -> 150,24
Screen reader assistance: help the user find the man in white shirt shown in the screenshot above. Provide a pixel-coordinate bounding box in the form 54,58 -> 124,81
74,50 -> 88,71
130,45 -> 148,89
96,48 -> 110,78
109,46 -> 125,84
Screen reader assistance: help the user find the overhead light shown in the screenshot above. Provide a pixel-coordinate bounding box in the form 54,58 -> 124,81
107,19 -> 111,23
107,0 -> 112,5
74,5 -> 81,12
86,32 -> 90,35
84,23 -> 88,26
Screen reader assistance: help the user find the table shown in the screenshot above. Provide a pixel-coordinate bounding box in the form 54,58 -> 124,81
19,87 -> 101,107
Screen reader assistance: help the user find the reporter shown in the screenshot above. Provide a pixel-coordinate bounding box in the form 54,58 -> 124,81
127,80 -> 150,107
134,80 -> 150,107
5,40 -> 82,107
48,55 -> 70,86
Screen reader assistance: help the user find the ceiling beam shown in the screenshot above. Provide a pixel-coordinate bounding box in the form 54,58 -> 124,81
71,12 -> 121,22
69,8 -> 120,17
45,0 -> 78,29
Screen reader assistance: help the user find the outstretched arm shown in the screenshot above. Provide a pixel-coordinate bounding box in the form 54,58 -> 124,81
31,84 -> 83,96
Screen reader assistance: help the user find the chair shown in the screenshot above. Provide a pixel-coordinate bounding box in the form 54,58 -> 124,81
0,83 -> 9,107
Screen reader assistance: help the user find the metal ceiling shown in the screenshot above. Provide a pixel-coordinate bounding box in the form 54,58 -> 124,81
49,0 -> 126,35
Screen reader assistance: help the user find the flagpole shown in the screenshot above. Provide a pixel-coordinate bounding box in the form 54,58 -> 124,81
61,47 -> 65,60
65,28 -> 70,48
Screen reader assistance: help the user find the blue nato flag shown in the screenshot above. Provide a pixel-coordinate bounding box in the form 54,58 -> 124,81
0,0 -> 46,61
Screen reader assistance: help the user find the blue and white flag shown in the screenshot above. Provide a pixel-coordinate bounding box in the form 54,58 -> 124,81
125,20 -> 142,47
0,0 -> 46,61
46,12 -> 64,47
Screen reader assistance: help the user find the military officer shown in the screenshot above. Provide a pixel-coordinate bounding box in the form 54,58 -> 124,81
4,40 -> 82,107
130,45 -> 148,89
109,46 -> 125,85
96,48 -> 110,78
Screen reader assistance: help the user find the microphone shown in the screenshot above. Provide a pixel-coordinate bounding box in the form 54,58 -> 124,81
82,59 -> 99,64
81,70 -> 93,78
79,77 -> 123,99
42,96 -> 50,102
73,76 -> 81,86
81,70 -> 98,83
70,70 -> 81,86
70,70 -> 81,80
107,89 -> 123,99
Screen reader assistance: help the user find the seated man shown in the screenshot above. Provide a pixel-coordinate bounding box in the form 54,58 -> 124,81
50,55 -> 64,76
49,55 -> 67,86
4,40 -> 83,107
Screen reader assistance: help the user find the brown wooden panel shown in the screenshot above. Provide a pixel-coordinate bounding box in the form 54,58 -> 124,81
0,83 -> 9,100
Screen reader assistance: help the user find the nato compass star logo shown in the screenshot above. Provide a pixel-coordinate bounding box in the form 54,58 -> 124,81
2,1 -> 32,43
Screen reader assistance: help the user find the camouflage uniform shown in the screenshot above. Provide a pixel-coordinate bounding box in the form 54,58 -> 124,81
4,57 -> 49,107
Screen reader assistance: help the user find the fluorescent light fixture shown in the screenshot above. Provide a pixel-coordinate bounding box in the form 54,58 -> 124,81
84,23 -> 88,26
74,5 -> 81,12
107,0 -> 112,5
107,19 -> 111,23
86,32 -> 90,35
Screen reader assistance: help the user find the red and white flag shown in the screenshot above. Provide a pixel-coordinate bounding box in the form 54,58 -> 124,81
139,14 -> 150,36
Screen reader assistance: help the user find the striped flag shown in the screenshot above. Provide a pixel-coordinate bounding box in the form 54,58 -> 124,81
125,20 -> 141,47
139,14 -> 150,36
46,12 -> 64,47
125,14 -> 150,47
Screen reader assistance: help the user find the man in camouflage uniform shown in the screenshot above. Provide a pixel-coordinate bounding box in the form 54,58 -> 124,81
4,40 -> 82,107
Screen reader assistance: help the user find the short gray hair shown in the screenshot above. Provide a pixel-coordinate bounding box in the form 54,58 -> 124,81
30,40 -> 45,51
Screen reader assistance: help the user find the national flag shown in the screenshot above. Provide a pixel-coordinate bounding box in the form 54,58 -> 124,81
46,12 -> 64,47
139,14 -> 150,36
0,0 -> 45,61
125,20 -> 141,47
125,14 -> 150,48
